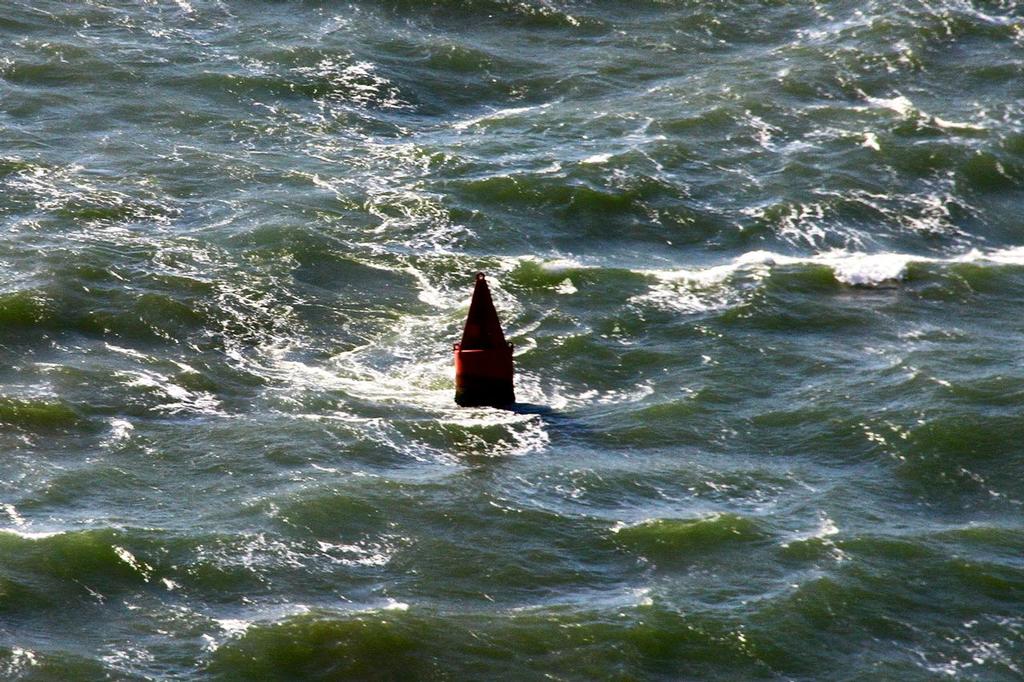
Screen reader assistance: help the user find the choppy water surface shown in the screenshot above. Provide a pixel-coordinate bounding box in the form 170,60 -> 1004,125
2,0 -> 1023,678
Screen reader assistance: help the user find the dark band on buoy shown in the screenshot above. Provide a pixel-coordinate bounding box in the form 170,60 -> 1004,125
454,272 -> 515,407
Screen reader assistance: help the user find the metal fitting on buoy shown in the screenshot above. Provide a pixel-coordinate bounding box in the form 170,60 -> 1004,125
454,272 -> 514,407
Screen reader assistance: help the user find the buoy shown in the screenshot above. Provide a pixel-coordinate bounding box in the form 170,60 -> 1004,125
454,272 -> 515,407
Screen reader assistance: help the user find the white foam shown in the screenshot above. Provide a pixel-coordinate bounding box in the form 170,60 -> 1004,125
628,245 -> 1024,313
581,152 -> 613,164
453,103 -> 550,131
866,93 -> 987,133
3,648 -> 38,674
539,256 -> 591,272
0,528 -> 63,540
104,418 -> 134,446
215,618 -> 251,637
867,94 -> 916,118
554,277 -> 577,294
933,116 -> 986,132
317,539 -> 394,567
781,512 -> 846,561
112,545 -> 154,582
104,344 -> 152,361
1,503 -> 26,527
291,58 -> 407,110
975,246 -> 1024,265
823,252 -> 909,286
862,131 -> 881,151
118,369 -> 222,415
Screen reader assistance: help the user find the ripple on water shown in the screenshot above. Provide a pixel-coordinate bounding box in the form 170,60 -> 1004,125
1,0 -> 1024,678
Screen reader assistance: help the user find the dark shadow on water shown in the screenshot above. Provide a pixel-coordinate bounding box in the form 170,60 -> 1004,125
454,402 -> 596,452
512,402 -> 592,439
509,402 -> 557,417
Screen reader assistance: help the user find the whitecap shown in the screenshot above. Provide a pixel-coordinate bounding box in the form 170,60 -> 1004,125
554,277 -> 577,294
822,251 -> 910,286
118,369 -> 222,415
103,418 -> 134,447
867,94 -> 916,118
215,618 -> 252,637
453,103 -> 550,131
0,528 -> 63,540
862,131 -> 881,151
581,152 -> 613,164
1,503 -> 26,527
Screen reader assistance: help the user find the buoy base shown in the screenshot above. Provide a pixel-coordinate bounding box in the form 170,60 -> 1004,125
454,345 -> 515,408
455,379 -> 516,408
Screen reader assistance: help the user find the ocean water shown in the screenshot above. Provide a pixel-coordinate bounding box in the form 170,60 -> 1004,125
1,0 -> 1023,678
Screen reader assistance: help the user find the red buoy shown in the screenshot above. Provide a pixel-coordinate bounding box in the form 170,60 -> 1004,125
454,272 -> 515,407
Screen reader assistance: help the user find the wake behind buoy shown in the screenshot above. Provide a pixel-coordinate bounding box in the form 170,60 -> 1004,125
454,272 -> 515,407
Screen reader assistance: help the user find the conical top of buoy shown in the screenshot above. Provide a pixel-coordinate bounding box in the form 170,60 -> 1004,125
460,272 -> 507,350
453,273 -> 515,407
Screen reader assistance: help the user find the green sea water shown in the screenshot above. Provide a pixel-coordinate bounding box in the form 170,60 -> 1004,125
1,0 -> 1023,679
